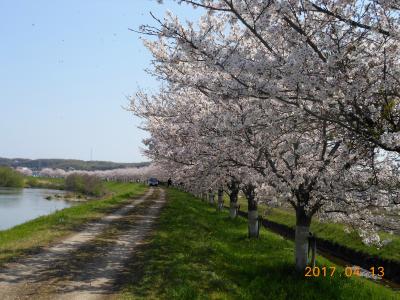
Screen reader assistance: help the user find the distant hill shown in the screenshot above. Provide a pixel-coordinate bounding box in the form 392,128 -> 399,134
0,157 -> 150,171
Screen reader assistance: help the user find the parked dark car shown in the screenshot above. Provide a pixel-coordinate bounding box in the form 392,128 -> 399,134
148,177 -> 159,186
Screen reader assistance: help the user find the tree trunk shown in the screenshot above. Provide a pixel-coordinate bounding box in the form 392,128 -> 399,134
295,206 -> 311,272
217,188 -> 224,211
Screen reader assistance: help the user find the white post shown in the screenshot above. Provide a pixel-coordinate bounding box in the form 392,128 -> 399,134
295,225 -> 310,271
217,188 -> 224,211
229,202 -> 238,219
248,210 -> 259,238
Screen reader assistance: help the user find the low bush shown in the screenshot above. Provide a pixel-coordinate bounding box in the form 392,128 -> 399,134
0,167 -> 24,188
65,174 -> 104,197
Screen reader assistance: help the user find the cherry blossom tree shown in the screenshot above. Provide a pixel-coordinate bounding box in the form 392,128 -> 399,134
131,72 -> 399,270
131,86 -> 273,237
15,167 -> 33,177
37,165 -> 168,183
39,168 -> 66,178
131,0 -> 400,271
166,0 -> 400,154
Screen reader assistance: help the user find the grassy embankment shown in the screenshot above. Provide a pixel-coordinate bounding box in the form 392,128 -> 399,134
234,196 -> 400,262
0,181 -> 147,264
120,189 -> 399,300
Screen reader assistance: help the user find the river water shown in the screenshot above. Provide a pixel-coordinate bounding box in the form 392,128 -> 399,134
0,188 -> 74,231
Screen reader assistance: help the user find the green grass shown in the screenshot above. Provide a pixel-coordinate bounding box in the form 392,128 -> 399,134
0,181 -> 147,264
119,189 -> 399,300
234,196 -> 400,262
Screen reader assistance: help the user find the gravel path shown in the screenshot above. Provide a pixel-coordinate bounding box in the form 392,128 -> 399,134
0,187 -> 166,300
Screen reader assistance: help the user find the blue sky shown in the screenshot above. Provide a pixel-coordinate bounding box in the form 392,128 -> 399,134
0,0 -> 200,163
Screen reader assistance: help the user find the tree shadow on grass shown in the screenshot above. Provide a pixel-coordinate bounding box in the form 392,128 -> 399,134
118,191 -> 397,300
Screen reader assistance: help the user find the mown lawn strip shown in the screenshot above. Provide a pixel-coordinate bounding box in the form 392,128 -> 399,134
119,189 -> 399,300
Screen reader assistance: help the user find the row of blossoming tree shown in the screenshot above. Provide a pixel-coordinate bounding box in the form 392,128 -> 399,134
16,165 -> 167,183
130,0 -> 400,271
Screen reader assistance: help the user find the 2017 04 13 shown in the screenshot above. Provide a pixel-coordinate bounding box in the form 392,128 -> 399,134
304,266 -> 384,278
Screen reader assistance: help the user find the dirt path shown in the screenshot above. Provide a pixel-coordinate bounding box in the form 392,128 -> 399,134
0,187 -> 166,300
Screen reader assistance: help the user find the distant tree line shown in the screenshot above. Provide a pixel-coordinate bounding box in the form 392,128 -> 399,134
0,157 -> 150,171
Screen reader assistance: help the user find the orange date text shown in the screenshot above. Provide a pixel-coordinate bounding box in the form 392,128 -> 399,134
304,266 -> 384,278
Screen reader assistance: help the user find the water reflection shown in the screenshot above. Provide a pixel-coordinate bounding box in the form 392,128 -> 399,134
0,188 -> 73,230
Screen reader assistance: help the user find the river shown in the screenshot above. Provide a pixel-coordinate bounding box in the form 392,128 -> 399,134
0,187 -> 74,231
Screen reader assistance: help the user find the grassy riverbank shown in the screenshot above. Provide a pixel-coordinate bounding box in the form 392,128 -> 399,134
0,182 -> 147,264
25,175 -> 105,198
234,196 -> 400,262
120,189 -> 399,299
24,176 -> 64,190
